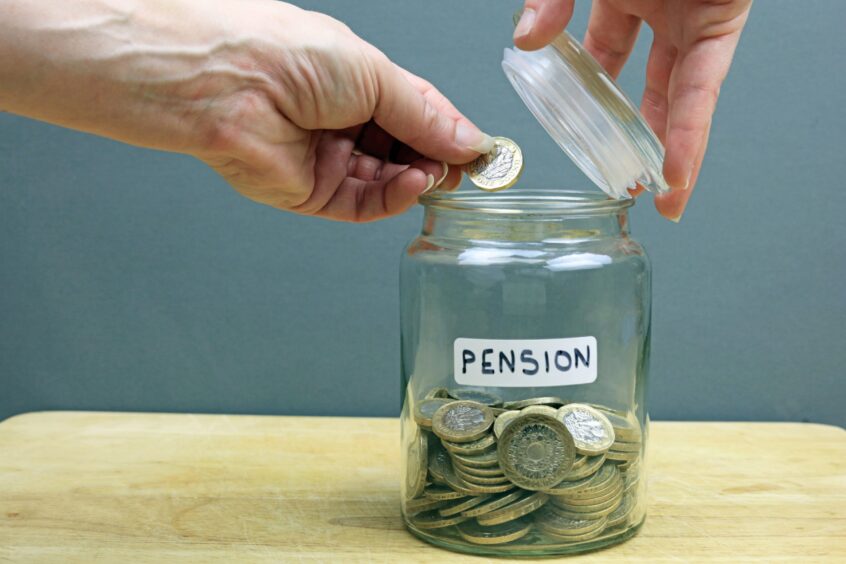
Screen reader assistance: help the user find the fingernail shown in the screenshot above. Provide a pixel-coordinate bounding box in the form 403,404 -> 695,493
666,209 -> 684,223
422,174 -> 437,194
456,122 -> 494,154
435,162 -> 449,188
513,8 -> 536,41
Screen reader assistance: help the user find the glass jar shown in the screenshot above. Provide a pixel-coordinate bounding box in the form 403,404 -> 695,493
399,190 -> 650,556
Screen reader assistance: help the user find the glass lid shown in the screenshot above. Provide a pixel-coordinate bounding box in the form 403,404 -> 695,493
502,28 -> 670,199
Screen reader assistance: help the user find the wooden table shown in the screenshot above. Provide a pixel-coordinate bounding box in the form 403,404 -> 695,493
0,412 -> 844,562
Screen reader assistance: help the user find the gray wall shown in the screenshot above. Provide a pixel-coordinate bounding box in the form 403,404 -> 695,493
1,1 -> 844,426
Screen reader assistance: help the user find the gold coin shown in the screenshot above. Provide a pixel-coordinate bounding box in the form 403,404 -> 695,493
590,405 -> 642,443
606,450 -> 639,462
464,137 -> 524,192
556,404 -> 615,456
565,464 -> 619,497
559,479 -> 623,506
521,405 -> 559,418
413,398 -> 453,429
409,509 -> 469,529
503,396 -> 566,410
424,485 -> 468,501
553,491 -> 623,516
476,491 -> 549,526
451,460 -> 504,478
534,506 -> 607,536
441,433 -> 496,455
405,496 -> 447,516
609,440 -> 641,453
542,473 -> 596,496
405,428 -> 428,499
426,441 -> 451,485
461,489 -> 526,518
438,494 -> 492,517
605,493 -> 636,528
497,413 -> 576,491
432,400 -> 494,443
455,467 -> 512,486
457,478 -> 516,495
451,449 -> 500,468
542,524 -> 606,543
447,388 -> 503,406
457,516 -> 533,545
493,410 -> 521,438
562,454 -> 606,481
424,387 -> 449,400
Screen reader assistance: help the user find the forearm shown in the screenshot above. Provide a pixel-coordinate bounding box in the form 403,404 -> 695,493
0,0 -> 274,153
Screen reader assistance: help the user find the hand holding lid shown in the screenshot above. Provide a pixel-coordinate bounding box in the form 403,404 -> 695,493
512,0 -> 752,222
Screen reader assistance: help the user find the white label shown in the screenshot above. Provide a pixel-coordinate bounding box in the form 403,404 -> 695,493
453,337 -> 597,388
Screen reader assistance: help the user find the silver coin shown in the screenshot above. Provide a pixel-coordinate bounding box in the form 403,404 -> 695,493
556,404 -> 615,456
497,414 -> 576,491
432,400 -> 494,443
447,388 -> 503,406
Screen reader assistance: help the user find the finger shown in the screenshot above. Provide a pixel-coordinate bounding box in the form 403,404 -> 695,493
400,69 -> 468,123
583,0 -> 641,78
654,127 -> 709,222
372,57 -> 494,164
640,38 -> 678,144
316,162 -> 441,223
514,0 -> 575,51
354,121 -> 423,164
663,32 -> 741,191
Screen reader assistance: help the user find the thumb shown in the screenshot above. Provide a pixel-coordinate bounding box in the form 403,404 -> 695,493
371,57 -> 493,164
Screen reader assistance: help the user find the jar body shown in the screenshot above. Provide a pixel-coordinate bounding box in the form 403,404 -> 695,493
399,191 -> 650,556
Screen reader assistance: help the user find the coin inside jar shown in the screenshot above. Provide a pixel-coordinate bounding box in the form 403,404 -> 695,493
447,388 -> 503,407
457,516 -> 533,545
406,428 -> 428,499
432,401 -> 495,443
497,413 -> 576,491
556,404 -> 615,456
414,398 -> 453,429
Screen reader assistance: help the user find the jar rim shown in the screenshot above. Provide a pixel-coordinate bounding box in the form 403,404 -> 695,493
419,189 -> 634,216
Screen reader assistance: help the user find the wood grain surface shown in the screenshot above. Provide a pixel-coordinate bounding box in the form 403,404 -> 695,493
0,412 -> 844,562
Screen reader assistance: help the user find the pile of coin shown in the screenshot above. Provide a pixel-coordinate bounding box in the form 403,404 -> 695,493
405,388 -> 643,546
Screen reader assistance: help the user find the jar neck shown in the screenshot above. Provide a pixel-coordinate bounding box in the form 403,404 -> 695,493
422,207 -> 630,245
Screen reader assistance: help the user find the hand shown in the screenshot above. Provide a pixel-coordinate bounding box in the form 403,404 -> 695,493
514,0 -> 752,221
0,0 -> 493,222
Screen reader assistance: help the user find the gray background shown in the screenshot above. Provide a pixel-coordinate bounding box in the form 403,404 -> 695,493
1,1 -> 844,426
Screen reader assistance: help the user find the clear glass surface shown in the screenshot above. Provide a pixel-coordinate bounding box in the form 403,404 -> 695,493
399,190 -> 651,556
